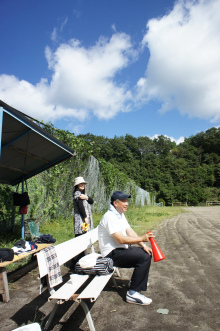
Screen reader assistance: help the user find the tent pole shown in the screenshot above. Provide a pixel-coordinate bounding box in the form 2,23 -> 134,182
21,180 -> 25,239
0,108 -> 3,159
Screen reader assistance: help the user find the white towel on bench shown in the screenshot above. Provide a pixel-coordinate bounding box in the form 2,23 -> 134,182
43,245 -> 63,288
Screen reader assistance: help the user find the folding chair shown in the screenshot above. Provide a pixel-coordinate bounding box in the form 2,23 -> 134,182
25,219 -> 42,240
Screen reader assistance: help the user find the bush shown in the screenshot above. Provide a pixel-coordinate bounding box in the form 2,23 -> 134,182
159,198 -> 165,206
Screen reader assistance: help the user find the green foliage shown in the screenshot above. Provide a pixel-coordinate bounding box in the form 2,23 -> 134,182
80,127 -> 220,206
40,218 -> 75,244
159,198 -> 165,206
204,187 -> 220,201
25,124 -> 95,221
0,184 -> 15,233
99,158 -> 135,198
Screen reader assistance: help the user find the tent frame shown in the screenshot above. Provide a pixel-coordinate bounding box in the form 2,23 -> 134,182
0,100 -> 75,238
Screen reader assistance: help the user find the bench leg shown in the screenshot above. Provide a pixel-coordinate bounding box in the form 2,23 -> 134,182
114,267 -> 121,278
111,275 -> 118,289
0,267 -> 10,303
44,300 -> 96,331
80,300 -> 96,331
46,276 -> 56,295
44,303 -> 59,330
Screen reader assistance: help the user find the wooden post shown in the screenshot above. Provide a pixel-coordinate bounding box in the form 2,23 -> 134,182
0,267 -> 10,303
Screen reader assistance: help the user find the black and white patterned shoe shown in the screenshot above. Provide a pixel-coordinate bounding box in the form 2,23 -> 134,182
126,291 -> 152,305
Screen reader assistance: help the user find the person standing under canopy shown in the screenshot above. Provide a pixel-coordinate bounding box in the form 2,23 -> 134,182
73,176 -> 94,236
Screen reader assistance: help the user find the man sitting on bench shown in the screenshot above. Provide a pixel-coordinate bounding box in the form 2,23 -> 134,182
98,191 -> 153,306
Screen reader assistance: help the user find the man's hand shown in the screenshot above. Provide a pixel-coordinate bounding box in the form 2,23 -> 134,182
143,245 -> 152,255
141,232 -> 154,242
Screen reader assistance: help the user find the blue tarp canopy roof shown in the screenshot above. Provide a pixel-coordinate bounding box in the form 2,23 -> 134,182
0,100 -> 74,186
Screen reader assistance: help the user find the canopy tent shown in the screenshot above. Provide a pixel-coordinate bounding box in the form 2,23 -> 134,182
0,100 -> 75,237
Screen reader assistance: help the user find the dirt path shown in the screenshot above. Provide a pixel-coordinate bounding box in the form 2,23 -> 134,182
1,207 -> 220,331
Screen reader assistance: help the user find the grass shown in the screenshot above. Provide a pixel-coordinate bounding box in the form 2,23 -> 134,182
41,206 -> 185,239
1,205 -> 185,272
125,205 -> 185,235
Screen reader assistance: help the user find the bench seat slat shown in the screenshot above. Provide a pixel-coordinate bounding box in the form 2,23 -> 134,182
76,273 -> 113,302
49,274 -> 90,301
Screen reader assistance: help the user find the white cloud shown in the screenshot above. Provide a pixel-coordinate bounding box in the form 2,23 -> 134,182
112,24 -> 117,32
150,134 -> 184,145
51,28 -> 57,42
46,34 -> 135,119
51,17 -> 68,42
175,136 -> 185,145
60,17 -> 68,31
0,74 -> 84,122
0,33 -> 135,123
139,0 -> 220,122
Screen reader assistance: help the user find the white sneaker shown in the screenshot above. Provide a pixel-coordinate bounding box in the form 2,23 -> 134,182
126,291 -> 152,305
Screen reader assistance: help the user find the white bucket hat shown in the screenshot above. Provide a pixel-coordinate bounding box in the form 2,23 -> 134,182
74,176 -> 87,187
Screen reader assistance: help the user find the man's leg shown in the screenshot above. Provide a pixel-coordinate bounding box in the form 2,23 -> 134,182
107,246 -> 152,292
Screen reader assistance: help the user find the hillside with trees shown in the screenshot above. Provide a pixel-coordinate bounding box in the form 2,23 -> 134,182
79,127 -> 220,206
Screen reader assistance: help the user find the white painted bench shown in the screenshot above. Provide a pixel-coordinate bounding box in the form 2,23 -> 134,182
36,227 -> 120,331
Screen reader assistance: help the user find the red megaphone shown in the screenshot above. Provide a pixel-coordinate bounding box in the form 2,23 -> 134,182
147,231 -> 165,262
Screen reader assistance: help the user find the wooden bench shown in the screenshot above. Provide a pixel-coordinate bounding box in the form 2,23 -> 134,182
36,227 -> 120,331
0,243 -> 51,303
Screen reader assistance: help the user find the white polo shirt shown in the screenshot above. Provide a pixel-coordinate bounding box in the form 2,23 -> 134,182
98,204 -> 130,257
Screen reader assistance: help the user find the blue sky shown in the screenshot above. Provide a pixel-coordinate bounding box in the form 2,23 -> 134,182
1,0 -> 220,144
